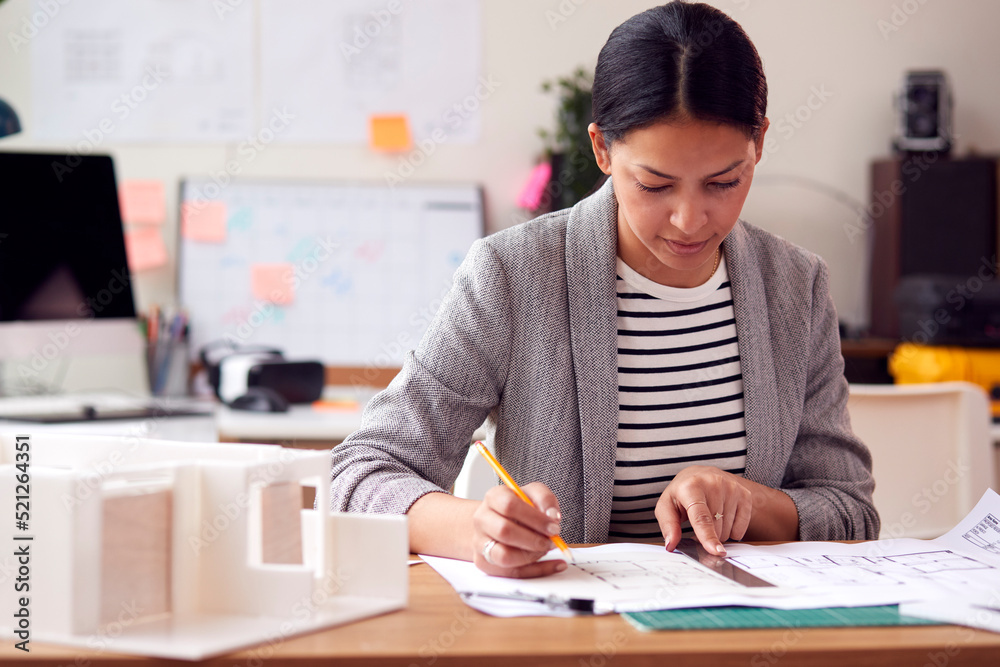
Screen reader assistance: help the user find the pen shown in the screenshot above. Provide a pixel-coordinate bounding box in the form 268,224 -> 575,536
459,590 -> 600,614
472,440 -> 574,562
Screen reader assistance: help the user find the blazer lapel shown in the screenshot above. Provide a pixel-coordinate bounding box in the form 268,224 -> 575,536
726,222 -> 782,486
565,179 -> 619,543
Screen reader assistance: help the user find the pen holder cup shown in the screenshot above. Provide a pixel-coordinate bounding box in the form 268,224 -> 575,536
146,341 -> 191,397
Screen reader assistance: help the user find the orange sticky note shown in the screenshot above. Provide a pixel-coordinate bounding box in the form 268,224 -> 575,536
119,180 -> 166,225
312,399 -> 360,413
251,263 -> 295,305
369,114 -> 412,151
181,201 -> 227,243
124,226 -> 168,272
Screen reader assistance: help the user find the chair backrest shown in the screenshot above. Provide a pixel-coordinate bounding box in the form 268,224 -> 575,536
847,381 -> 994,539
452,438 -> 498,501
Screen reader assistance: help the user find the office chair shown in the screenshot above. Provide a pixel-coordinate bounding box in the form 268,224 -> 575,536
452,435 -> 497,501
847,381 -> 995,539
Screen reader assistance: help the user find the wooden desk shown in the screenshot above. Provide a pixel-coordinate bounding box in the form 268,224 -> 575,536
215,383 -> 384,449
5,558 -> 1000,666
215,403 -> 363,449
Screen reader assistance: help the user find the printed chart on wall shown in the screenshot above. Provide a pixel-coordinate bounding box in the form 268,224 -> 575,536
178,180 -> 482,367
259,0 -> 482,144
31,0 -> 254,142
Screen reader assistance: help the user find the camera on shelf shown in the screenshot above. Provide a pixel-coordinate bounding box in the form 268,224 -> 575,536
893,70 -> 952,155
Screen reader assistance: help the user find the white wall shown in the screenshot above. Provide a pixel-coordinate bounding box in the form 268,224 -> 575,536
2,0 -> 999,331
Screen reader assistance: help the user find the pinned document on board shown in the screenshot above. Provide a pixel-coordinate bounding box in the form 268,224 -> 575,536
31,0 -> 254,142
260,0 -> 481,144
125,227 -> 169,272
369,114 -> 412,151
181,201 -> 228,243
251,263 -> 296,304
119,180 -> 166,225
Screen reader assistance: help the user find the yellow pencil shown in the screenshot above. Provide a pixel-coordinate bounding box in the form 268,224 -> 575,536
472,440 -> 574,562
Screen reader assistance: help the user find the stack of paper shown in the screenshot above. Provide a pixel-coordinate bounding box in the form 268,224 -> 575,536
422,489 -> 1000,633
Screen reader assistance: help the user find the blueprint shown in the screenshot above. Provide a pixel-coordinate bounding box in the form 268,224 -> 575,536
572,556 -> 739,593
421,544 -> 788,617
726,547 -> 994,591
722,489 -> 1000,601
422,489 -> 1000,617
961,513 -> 1000,554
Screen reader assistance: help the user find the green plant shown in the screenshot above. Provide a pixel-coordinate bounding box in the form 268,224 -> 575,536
536,67 -> 606,211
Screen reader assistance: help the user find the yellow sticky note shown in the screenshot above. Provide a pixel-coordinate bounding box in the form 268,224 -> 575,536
181,201 -> 227,243
251,263 -> 295,305
370,114 -> 412,151
124,226 -> 168,272
119,180 -> 166,225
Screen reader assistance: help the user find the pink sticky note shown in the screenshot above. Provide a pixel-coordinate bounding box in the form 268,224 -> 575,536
181,201 -> 227,243
119,180 -> 166,225
251,263 -> 295,305
517,162 -> 553,210
124,226 -> 168,272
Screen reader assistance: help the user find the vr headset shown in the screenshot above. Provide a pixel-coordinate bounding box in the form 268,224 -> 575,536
199,342 -> 324,412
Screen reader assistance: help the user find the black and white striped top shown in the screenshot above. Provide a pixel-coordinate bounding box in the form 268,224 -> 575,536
610,254 -> 748,542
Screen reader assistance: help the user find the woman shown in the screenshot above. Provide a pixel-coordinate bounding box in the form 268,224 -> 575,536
329,1 -> 879,578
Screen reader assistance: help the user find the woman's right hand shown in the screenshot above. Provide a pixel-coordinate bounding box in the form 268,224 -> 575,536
471,482 -> 569,578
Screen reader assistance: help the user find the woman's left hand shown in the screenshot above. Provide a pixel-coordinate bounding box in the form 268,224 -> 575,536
654,465 -> 754,555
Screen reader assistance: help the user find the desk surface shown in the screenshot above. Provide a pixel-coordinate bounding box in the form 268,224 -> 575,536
215,385 -> 380,443
215,403 -> 364,442
5,558 -> 1000,666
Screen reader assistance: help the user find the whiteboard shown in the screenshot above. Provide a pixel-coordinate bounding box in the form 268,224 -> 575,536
178,180 -> 482,367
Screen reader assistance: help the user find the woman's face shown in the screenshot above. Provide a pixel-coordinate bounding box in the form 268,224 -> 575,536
589,117 -> 768,288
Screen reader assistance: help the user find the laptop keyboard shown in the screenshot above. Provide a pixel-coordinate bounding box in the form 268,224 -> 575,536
0,392 -> 212,423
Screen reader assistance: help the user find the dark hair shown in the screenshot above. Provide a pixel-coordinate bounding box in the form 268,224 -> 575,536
592,1 -> 767,145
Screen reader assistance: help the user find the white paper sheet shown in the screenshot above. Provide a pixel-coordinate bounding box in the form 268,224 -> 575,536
723,489 -> 1000,604
899,489 -> 1000,633
900,601 -> 1000,633
31,0 -> 254,142
259,0 -> 482,144
424,489 -> 1000,618
422,544 -> 796,617
935,487 -> 1000,559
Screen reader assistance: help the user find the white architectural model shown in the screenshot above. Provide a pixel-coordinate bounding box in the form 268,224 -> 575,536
0,432 -> 407,660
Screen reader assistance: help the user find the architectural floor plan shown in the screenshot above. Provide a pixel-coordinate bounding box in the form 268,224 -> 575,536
962,513 -> 1000,554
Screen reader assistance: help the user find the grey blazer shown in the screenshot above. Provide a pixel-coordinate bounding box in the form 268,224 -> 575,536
329,178 -> 880,543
